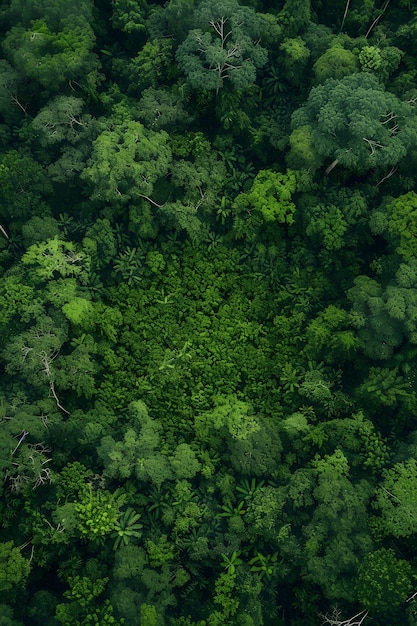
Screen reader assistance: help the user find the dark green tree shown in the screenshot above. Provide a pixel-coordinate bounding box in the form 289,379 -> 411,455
176,0 -> 268,91
289,73 -> 417,175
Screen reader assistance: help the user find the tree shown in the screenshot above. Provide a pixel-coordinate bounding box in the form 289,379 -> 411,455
170,443 -> 201,479
319,608 -> 368,626
356,548 -> 414,614
0,151 -> 52,221
74,484 -> 125,542
176,0 -> 268,91
300,450 -> 373,602
288,73 -> 417,175
195,394 -> 260,446
22,237 -> 89,283
348,275 -> 404,360
0,542 -> 31,594
232,169 -> 297,225
2,314 -> 68,399
278,37 -> 310,85
111,0 -> 148,36
3,0 -> 95,31
55,576 -> 123,625
384,192 -> 417,261
372,458 -> 417,539
27,96 -> 94,149
120,40 -> 174,94
138,87 -> 194,131
0,59 -> 31,123
2,15 -> 101,98
276,0 -> 311,38
111,508 -> 143,551
305,304 -> 359,363
82,115 -> 171,205
313,43 -> 358,84
305,203 -> 348,250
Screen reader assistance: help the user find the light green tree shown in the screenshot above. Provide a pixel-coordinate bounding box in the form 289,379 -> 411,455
195,394 -> 260,445
233,169 -> 297,225
22,237 -> 89,283
82,115 -> 171,205
74,484 -> 125,542
313,43 -> 358,84
0,542 -> 31,593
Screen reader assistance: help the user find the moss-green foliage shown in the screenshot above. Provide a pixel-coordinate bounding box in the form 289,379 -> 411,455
356,548 -> 414,613
1,0 -> 417,624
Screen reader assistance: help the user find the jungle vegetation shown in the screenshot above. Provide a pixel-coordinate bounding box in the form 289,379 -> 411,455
1,0 -> 417,624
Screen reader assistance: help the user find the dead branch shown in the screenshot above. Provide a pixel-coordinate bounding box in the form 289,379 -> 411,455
49,381 -> 70,415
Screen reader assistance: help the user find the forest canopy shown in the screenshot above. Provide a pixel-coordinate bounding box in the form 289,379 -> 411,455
1,0 -> 417,625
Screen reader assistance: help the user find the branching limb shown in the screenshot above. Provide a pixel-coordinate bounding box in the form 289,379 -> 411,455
138,194 -> 166,208
319,607 -> 368,626
363,137 -> 385,155
376,165 -> 397,186
49,380 -> 70,415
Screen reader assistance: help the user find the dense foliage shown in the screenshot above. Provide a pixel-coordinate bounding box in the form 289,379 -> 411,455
1,0 -> 417,624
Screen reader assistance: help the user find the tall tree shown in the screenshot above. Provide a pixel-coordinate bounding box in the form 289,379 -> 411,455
288,73 -> 417,175
176,0 -> 268,91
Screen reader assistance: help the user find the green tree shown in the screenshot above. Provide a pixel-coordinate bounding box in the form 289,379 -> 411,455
111,508 -> 143,551
372,458 -> 417,539
348,275 -> 404,360
0,59 -> 30,124
2,16 -> 101,98
170,443 -> 201,479
74,484 -> 125,542
195,394 -> 260,446
301,450 -> 373,602
289,73 -> 417,175
0,151 -> 52,222
82,114 -> 171,205
233,169 -> 297,225
120,40 -> 174,94
384,192 -> 417,261
176,0 -> 268,91
22,237 -> 89,283
305,304 -> 359,363
356,548 -> 414,613
277,0 -> 311,38
313,42 -> 358,84
138,87 -> 194,131
55,576 -> 123,625
279,37 -> 310,85
0,542 -> 31,594
111,0 -> 148,36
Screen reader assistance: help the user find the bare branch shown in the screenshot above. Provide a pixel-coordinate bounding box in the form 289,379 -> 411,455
325,158 -> 339,175
49,381 -> 70,415
138,194 -> 166,208
319,607 -> 368,626
339,0 -> 352,33
365,0 -> 391,38
10,94 -> 28,115
376,165 -> 397,186
0,224 -> 10,239
363,137 -> 385,155
11,430 -> 29,456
